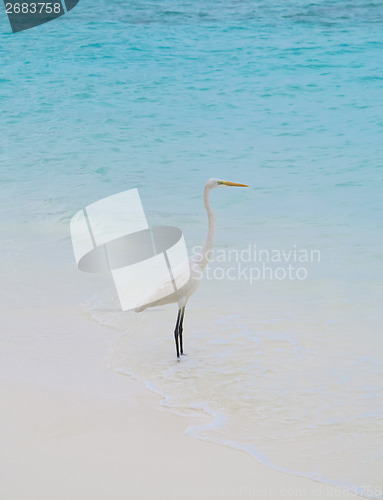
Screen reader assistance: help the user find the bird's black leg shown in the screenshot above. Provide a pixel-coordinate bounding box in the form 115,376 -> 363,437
174,309 -> 181,358
179,307 -> 186,355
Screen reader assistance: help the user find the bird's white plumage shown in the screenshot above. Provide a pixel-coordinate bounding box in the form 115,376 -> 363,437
135,255 -> 203,312
134,177 -> 249,357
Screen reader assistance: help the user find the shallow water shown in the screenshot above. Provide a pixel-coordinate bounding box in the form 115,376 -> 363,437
1,0 -> 383,496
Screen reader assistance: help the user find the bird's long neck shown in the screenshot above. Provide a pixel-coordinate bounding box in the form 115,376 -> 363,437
200,185 -> 216,269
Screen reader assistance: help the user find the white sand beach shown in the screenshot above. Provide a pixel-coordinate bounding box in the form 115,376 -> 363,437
0,302 -> 360,500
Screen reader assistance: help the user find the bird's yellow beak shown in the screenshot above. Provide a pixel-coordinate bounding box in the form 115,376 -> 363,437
219,181 -> 249,187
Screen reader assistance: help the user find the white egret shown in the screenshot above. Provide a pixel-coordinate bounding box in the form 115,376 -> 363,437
135,178 -> 249,358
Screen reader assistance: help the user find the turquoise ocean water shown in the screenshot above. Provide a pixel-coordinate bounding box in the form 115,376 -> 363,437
1,0 -> 383,496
